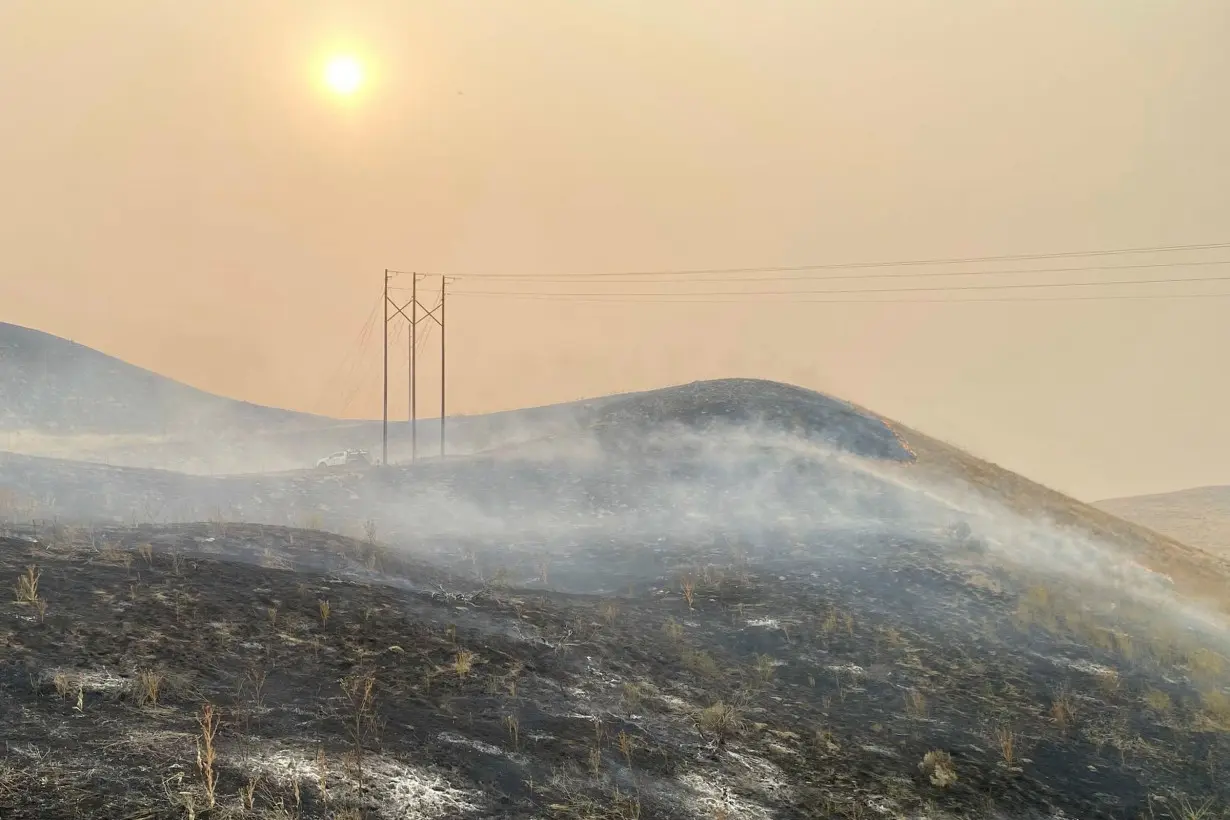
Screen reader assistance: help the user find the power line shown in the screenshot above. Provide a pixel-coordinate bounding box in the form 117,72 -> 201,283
449,272 -> 1230,299
338,310 -> 380,415
432,258 -> 1230,285
422,239 -> 1230,280
313,292 -> 381,414
415,289 -> 443,354
447,290 -> 1230,305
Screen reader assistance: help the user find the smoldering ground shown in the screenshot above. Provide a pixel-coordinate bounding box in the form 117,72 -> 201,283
2,381 -> 1229,818
2,409 -> 1227,646
0,414 -> 1214,601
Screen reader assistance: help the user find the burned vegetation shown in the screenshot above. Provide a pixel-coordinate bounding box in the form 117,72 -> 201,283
1,516 -> 1228,820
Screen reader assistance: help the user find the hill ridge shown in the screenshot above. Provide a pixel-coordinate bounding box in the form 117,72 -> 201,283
0,321 -> 329,434
1096,484 -> 1230,559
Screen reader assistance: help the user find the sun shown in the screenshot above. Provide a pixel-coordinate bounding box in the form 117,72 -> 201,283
324,55 -> 364,96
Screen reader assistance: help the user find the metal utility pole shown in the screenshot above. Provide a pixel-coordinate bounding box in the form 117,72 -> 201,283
381,271 -> 448,464
410,273 -> 419,461
440,277 -> 448,458
381,269 -> 389,466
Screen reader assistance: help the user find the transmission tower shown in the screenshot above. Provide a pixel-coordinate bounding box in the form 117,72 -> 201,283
382,271 -> 449,465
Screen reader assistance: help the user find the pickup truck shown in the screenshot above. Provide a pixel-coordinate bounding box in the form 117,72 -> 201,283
315,449 -> 372,469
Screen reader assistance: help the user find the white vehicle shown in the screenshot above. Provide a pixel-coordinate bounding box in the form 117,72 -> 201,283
315,449 -> 372,469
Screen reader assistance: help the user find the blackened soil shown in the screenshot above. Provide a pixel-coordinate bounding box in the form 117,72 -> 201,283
0,523 -> 1227,820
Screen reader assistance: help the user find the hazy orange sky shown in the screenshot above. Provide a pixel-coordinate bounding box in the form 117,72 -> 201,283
2,1 -> 1228,501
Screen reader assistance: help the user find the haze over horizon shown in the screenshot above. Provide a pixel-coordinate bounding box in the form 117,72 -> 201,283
2,1 -> 1228,501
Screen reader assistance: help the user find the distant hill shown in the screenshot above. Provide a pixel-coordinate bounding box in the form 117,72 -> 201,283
4,321 -> 1230,615
1095,485 -> 1230,558
0,321 -> 921,470
0,322 -> 331,435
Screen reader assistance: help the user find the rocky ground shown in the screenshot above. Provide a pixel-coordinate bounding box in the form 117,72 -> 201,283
2,517 -> 1228,819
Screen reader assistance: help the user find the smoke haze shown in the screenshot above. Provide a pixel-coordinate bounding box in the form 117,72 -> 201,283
2,1 -> 1229,500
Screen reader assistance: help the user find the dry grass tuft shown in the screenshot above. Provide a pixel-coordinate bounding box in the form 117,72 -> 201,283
1165,794 -> 1223,820
1189,649 -> 1228,681
240,775 -> 259,811
680,576 -> 696,609
696,701 -> 743,743
752,654 -> 776,684
52,671 -> 77,700
681,649 -> 720,679
13,565 -> 40,604
1144,688 -> 1173,714
1051,687 -> 1077,730
340,670 -> 379,789
1200,689 -> 1230,730
454,649 -> 475,678
504,714 -> 520,750
97,547 -> 133,568
617,730 -> 634,768
995,727 -> 1017,766
622,681 -> 646,710
196,702 -> 220,808
919,749 -> 957,788
309,746 -> 330,804
600,602 -> 620,626
813,727 -> 841,754
135,669 -> 166,706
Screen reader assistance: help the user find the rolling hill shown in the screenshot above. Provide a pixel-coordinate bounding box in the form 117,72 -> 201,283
1096,486 -> 1230,559
0,321 -> 331,436
2,331 -> 1229,817
0,323 -> 916,473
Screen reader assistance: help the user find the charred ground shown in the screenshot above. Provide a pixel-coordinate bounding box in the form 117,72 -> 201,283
2,377 -> 1229,818
2,518 -> 1228,820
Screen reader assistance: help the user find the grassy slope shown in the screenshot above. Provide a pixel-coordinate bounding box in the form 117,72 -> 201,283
1095,487 -> 1230,560
889,421 -> 1230,617
0,322 -> 330,435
